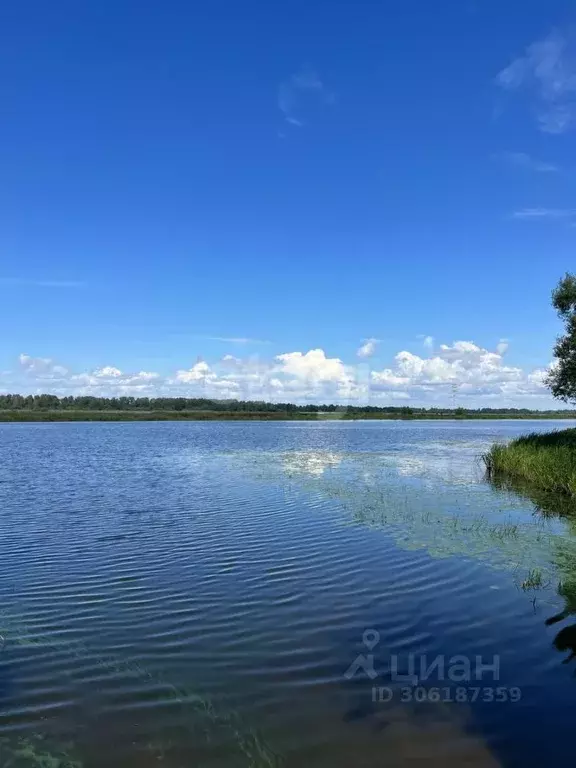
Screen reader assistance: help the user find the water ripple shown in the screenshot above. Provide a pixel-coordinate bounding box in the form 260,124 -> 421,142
2,420 -> 576,766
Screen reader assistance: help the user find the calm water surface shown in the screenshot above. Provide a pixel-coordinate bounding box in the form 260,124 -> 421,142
2,420 -> 576,766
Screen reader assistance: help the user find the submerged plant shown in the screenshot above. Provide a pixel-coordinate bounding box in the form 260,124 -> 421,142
0,736 -> 82,768
520,568 -> 547,591
0,609 -> 283,768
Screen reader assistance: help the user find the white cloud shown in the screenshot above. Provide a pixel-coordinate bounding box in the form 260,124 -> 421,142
175,360 -> 215,384
498,151 -> 558,172
527,368 -> 549,388
19,354 -> 68,378
275,349 -> 349,383
13,355 -> 158,395
370,340 -> 548,402
6,341 -> 557,407
422,335 -> 434,351
278,68 -> 335,129
497,30 -> 576,133
511,208 -> 576,220
131,371 -> 159,381
357,338 -> 379,358
94,366 -> 122,378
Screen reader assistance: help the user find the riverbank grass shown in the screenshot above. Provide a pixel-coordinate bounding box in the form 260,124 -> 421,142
484,429 -> 576,496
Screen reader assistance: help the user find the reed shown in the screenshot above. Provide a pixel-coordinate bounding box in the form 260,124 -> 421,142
483,429 -> 576,497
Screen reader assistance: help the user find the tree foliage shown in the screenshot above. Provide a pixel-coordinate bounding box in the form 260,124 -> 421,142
0,393 -> 572,419
548,273 -> 576,403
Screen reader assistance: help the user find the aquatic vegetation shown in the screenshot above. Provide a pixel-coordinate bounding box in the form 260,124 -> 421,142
520,568 -> 546,591
229,446 -> 576,618
0,611 -> 283,768
0,735 -> 82,768
484,430 -> 576,496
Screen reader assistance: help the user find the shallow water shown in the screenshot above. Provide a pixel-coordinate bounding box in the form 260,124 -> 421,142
2,420 -> 576,766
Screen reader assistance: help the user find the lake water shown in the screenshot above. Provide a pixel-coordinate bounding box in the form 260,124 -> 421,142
2,420 -> 576,767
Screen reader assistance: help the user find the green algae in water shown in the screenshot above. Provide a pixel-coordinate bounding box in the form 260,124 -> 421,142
227,447 -> 576,612
0,736 -> 82,768
0,610 -> 284,768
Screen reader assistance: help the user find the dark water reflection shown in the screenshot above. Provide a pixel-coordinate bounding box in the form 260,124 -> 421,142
2,420 -> 576,766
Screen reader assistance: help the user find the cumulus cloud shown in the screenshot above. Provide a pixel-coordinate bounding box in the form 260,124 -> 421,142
275,349 -> 350,384
370,340 -> 549,402
17,355 -> 154,394
94,366 -> 122,378
496,30 -> 576,133
19,354 -> 68,378
6,341 -> 556,407
175,360 -> 214,384
357,338 -> 379,358
69,368 -> 160,393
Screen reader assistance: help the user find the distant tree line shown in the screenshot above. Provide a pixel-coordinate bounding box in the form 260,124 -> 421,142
0,394 -> 573,417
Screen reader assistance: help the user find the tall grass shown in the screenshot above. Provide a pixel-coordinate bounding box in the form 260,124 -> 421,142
484,429 -> 576,496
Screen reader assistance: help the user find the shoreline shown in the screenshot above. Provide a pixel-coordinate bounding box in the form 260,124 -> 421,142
3,411 -> 576,423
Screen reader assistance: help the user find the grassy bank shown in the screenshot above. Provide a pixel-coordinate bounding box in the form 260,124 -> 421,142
484,429 -> 576,496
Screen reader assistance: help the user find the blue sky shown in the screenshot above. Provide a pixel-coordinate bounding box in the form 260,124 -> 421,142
2,0 -> 576,406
